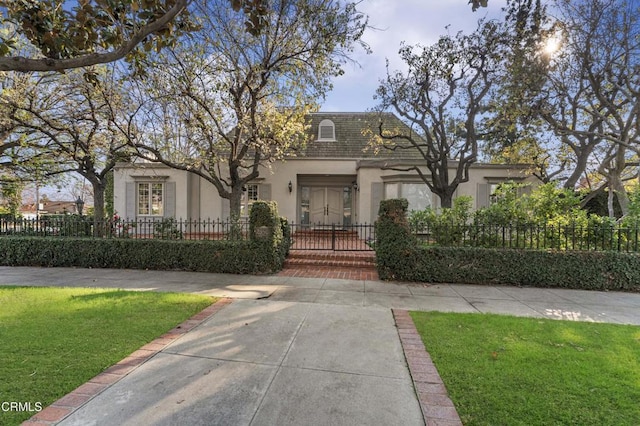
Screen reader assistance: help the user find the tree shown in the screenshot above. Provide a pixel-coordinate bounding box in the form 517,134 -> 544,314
534,0 -> 640,216
1,67 -> 131,230
482,0 -> 555,173
123,0 -> 367,219
372,20 -> 505,208
0,175 -> 22,217
470,0 -> 489,11
0,0 -> 270,72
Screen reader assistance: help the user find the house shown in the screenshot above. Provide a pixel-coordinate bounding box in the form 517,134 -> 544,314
19,200 -> 84,219
113,112 -> 538,224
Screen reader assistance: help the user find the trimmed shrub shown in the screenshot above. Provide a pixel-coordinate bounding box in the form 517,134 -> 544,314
0,237 -> 264,273
375,199 -> 419,280
411,247 -> 640,292
249,201 -> 288,272
376,198 -> 640,292
280,216 -> 291,258
0,202 -> 290,274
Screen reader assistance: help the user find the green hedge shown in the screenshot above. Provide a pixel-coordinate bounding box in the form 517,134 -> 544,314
375,198 -> 640,292
0,237 -> 275,273
412,247 -> 640,292
0,202 -> 290,274
249,201 -> 288,271
375,199 -> 419,280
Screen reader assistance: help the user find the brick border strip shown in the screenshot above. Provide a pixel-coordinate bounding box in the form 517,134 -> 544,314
23,298 -> 234,426
393,309 -> 462,426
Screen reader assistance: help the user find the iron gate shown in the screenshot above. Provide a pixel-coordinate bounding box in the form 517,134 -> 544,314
288,223 -> 375,251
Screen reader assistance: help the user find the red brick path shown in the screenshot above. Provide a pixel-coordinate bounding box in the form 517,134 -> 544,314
278,250 -> 379,280
393,309 -> 463,426
23,298 -> 233,426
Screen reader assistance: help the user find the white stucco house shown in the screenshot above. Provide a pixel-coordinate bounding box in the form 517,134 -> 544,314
113,112 -> 538,225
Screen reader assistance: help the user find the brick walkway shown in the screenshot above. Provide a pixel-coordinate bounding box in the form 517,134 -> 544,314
278,250 -> 379,280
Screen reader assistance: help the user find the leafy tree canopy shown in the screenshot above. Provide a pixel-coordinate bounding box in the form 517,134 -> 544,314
0,0 -> 269,72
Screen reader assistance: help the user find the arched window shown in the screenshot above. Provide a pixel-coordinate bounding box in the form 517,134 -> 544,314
317,119 -> 336,141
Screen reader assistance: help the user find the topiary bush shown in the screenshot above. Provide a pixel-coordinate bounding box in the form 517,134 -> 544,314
375,199 -> 419,280
249,201 -> 288,272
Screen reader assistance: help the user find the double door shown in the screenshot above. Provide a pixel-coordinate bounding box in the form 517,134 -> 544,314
310,187 -> 343,225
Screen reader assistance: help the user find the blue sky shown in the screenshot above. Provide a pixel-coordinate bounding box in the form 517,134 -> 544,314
321,0 -> 506,112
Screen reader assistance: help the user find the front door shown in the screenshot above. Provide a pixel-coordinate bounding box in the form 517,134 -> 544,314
309,187 -> 343,225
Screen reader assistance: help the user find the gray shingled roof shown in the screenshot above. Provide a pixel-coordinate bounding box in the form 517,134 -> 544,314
289,112 -> 424,160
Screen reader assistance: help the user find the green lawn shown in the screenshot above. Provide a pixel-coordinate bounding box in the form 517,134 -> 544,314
0,287 -> 215,426
410,311 -> 640,426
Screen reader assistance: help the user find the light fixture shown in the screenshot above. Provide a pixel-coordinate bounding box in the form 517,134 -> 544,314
288,181 -> 293,193
75,196 -> 85,216
352,181 -> 359,192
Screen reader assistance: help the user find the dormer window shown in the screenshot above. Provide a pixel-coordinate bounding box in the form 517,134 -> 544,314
317,119 -> 336,141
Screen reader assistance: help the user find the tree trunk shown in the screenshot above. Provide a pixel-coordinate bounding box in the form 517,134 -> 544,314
229,188 -> 243,220
607,184 -> 615,218
611,177 -> 629,217
228,187 -> 244,240
91,181 -> 106,237
439,192 -> 454,209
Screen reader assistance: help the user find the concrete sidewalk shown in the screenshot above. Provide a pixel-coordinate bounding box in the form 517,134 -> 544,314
2,266 -> 640,425
55,300 -> 424,426
1,266 -> 639,325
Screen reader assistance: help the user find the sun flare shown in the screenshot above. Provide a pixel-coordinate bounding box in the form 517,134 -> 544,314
543,36 -> 561,55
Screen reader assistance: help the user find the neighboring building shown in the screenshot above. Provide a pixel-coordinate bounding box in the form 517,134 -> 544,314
20,201 -> 84,219
113,112 -> 538,224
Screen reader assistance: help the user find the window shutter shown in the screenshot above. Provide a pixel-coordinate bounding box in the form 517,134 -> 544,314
371,182 -> 383,221
476,183 -> 490,209
259,184 -> 271,201
164,182 -> 176,218
125,182 -> 136,219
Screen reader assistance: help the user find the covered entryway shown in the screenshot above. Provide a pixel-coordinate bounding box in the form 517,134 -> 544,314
292,174 -> 374,251
298,174 -> 356,227
310,187 -> 343,225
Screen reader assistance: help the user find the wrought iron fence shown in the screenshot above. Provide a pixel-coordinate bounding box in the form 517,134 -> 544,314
0,217 -> 251,240
412,222 -> 640,252
288,223 -> 375,251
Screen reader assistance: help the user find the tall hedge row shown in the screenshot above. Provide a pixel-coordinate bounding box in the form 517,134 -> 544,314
0,238 -> 267,273
0,201 -> 290,274
376,198 -> 640,292
413,247 -> 640,291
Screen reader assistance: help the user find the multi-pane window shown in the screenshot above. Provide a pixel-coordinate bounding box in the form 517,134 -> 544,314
138,183 -> 163,216
402,183 -> 431,211
241,184 -> 259,217
384,182 -> 431,211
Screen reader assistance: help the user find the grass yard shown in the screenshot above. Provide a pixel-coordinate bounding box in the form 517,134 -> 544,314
410,311 -> 640,426
0,286 -> 215,426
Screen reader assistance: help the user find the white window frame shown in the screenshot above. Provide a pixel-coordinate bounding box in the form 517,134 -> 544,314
241,184 -> 259,217
137,182 -> 164,216
317,119 -> 336,141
